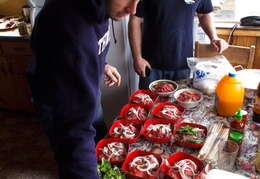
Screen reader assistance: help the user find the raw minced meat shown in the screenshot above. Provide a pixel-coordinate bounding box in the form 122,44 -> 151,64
124,106 -> 148,120
175,125 -> 206,144
153,82 -> 175,93
98,142 -> 127,162
165,159 -> 199,179
132,93 -> 153,105
112,123 -> 139,139
145,123 -> 172,138
156,105 -> 182,119
177,91 -> 201,102
128,154 -> 159,178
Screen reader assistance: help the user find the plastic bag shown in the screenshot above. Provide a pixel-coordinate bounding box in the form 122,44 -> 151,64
187,55 -> 236,95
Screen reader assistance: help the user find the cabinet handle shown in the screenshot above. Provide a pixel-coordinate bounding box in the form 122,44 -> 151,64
14,47 -> 26,51
1,63 -> 7,74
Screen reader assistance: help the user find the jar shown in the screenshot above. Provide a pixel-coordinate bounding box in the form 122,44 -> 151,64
241,109 -> 248,125
17,21 -> 28,35
255,130 -> 260,172
253,82 -> 260,123
229,131 -> 243,156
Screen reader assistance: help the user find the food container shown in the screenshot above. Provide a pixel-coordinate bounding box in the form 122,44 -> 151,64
173,88 -> 203,109
161,152 -> 205,179
174,122 -> 208,149
17,21 -> 28,35
129,89 -> 159,108
152,102 -> 185,123
149,79 -> 179,97
96,138 -> 129,165
119,104 -> 150,122
142,118 -> 175,143
109,119 -> 143,144
122,150 -> 163,179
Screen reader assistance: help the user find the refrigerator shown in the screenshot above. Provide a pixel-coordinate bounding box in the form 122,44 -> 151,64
27,0 -> 45,27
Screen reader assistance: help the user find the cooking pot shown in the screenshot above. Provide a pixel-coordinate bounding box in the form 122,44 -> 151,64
236,69 -> 260,99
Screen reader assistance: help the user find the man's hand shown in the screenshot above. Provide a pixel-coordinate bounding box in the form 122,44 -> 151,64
211,38 -> 229,54
102,64 -> 121,87
133,57 -> 151,77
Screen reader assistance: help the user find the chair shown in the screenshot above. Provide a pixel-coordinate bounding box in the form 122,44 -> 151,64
194,41 -> 255,69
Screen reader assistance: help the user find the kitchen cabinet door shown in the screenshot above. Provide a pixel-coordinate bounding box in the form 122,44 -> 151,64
0,39 -> 34,112
5,55 -> 34,112
0,56 -> 16,109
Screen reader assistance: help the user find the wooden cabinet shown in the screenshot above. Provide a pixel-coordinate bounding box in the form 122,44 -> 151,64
216,25 -> 260,69
0,38 -> 34,112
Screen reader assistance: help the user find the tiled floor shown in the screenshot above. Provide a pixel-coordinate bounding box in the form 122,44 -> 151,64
0,110 -> 58,179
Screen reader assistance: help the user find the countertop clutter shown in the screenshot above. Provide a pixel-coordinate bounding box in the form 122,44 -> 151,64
0,15 -> 31,39
0,23 -> 31,39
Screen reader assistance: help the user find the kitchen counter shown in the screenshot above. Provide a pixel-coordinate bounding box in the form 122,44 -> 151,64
0,24 -> 31,39
0,25 -> 34,113
215,22 -> 260,31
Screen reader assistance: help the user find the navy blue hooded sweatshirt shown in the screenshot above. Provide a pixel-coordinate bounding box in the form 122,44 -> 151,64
26,0 -> 109,178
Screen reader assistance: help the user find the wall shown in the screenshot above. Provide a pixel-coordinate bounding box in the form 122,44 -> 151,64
0,0 -> 28,16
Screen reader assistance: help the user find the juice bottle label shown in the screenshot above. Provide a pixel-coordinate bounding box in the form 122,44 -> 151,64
215,95 -> 243,116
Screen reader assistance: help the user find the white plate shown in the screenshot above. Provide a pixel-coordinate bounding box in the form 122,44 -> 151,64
0,16 -> 22,30
206,169 -> 248,179
237,69 -> 260,89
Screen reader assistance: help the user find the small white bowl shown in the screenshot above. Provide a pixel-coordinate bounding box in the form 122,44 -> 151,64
149,79 -> 178,97
174,88 -> 203,109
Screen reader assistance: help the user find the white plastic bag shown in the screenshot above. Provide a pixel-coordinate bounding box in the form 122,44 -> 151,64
187,55 -> 236,95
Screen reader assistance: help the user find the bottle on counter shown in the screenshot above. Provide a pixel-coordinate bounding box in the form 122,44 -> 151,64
241,109 -> 248,126
17,21 -> 28,35
230,108 -> 245,133
253,82 -> 260,123
229,131 -> 243,156
255,129 -> 260,173
215,72 -> 244,116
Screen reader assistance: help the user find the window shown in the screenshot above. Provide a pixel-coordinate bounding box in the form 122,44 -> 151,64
213,0 -> 260,22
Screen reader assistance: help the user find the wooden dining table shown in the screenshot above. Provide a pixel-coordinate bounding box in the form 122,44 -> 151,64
108,78 -> 258,179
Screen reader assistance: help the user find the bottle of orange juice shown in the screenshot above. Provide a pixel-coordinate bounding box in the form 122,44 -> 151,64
215,73 -> 244,116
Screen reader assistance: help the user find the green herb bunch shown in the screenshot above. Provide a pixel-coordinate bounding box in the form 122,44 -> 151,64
97,158 -> 126,179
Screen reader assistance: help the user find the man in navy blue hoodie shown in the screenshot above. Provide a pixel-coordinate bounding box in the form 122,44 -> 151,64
26,0 -> 139,178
